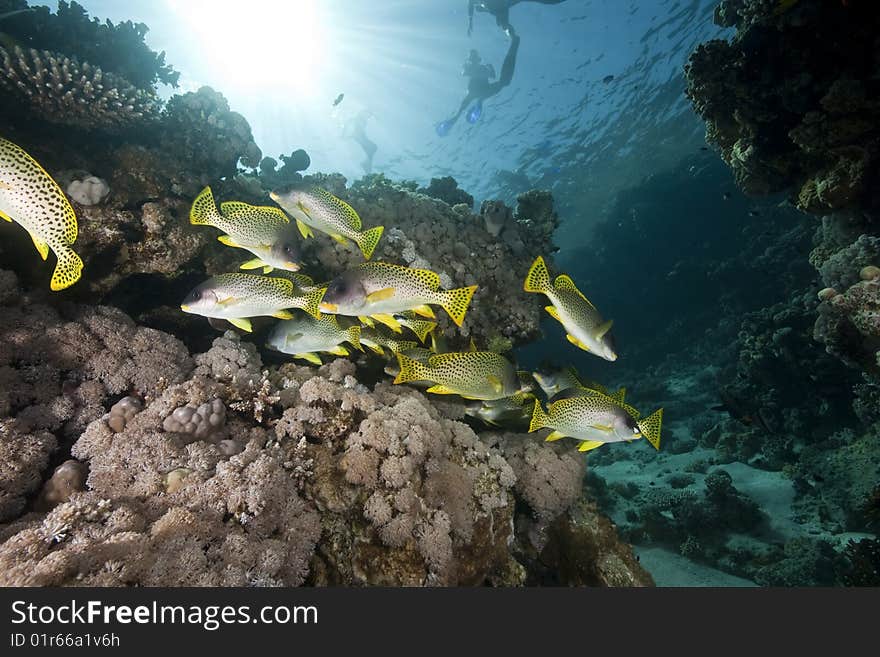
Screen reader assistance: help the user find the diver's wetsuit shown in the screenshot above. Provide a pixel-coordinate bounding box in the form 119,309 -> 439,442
467,0 -> 566,36
437,34 -> 520,134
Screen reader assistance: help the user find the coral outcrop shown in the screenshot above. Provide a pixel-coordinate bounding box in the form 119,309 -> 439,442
685,0 -> 880,215
0,275 -> 645,586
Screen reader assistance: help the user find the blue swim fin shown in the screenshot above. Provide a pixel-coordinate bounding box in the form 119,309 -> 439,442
435,120 -> 453,137
466,100 -> 483,124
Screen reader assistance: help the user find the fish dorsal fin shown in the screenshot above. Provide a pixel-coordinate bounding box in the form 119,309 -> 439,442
410,267 -> 441,291
427,352 -> 464,367
554,274 -> 595,309
316,187 -> 362,230
221,201 -> 289,223
609,387 -> 626,404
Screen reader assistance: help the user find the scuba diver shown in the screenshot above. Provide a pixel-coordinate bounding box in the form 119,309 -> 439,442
435,36 -> 520,137
348,109 -> 377,174
468,0 -> 567,37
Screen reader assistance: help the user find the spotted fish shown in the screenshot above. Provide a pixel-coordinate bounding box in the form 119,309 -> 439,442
190,186 -> 301,273
270,185 -> 384,259
524,256 -> 617,361
359,327 -> 418,357
465,392 -> 533,427
180,273 -> 326,332
529,391 -> 662,452
0,137 -> 83,290
320,262 -> 477,330
394,350 -> 519,400
267,313 -> 362,365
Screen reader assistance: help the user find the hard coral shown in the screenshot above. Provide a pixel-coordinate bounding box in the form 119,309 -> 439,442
685,0 -> 880,214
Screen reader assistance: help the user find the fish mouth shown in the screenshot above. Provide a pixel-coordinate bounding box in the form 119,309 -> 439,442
320,302 -> 339,313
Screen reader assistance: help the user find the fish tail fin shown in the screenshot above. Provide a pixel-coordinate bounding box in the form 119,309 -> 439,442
356,225 -> 384,260
438,284 -> 478,327
528,398 -> 551,433
303,286 -> 327,319
638,408 -> 663,450
348,324 -> 364,351
189,186 -> 221,226
50,247 -> 83,291
523,256 -> 551,294
394,352 -> 430,385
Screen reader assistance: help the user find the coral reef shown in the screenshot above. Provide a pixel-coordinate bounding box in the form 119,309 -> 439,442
0,278 -> 645,586
685,0 -> 880,215
418,176 -> 474,209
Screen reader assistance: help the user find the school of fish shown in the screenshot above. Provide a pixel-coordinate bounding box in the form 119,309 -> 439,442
0,134 -> 662,456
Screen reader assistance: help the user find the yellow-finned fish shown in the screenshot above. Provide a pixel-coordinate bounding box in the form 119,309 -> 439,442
190,186 -> 301,273
359,327 -> 418,357
269,184 -> 384,260
532,366 -> 586,398
0,137 -> 83,291
396,311 -> 437,344
529,391 -> 662,452
267,313 -> 362,365
180,273 -> 326,332
524,256 -> 617,361
394,350 -> 519,401
382,345 -> 433,384
465,392 -> 534,427
320,262 -> 477,330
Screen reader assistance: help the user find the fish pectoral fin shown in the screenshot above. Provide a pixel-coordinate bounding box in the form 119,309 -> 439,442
371,313 -> 403,333
327,345 -> 349,356
411,304 -> 435,319
239,258 -> 267,270
218,235 -> 239,247
594,319 -> 614,339
544,305 -> 561,321
297,201 -> 312,220
366,287 -> 395,302
545,431 -> 566,442
358,315 -> 376,328
426,385 -> 457,395
27,231 -> 49,261
487,374 -> 503,394
295,218 -> 314,239
329,233 -> 349,245
566,334 -> 590,351
263,265 -> 274,274
273,310 -> 294,319
295,352 -> 322,366
227,318 -> 253,332
589,424 -> 614,433
578,440 -> 605,452
217,296 -> 237,306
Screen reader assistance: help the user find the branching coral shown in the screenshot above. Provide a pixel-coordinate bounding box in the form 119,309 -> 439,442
0,45 -> 162,131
